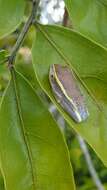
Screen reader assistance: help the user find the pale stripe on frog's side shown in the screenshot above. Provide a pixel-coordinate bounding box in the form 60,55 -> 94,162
49,64 -> 89,123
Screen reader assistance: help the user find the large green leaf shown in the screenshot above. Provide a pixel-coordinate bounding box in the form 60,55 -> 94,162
65,0 -> 107,47
0,0 -> 25,39
32,24 -> 107,166
0,69 -> 75,190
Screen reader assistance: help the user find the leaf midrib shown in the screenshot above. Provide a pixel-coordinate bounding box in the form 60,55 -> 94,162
11,69 -> 36,190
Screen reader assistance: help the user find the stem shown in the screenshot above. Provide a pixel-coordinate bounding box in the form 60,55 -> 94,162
63,8 -> 68,27
77,135 -> 105,190
8,0 -> 39,66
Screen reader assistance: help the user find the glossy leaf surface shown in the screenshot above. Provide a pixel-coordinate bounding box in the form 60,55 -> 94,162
0,70 -> 75,190
0,0 -> 25,39
65,0 -> 107,47
32,24 -> 107,165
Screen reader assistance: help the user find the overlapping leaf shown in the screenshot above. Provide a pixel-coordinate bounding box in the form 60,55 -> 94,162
32,24 -> 107,166
0,0 -> 25,39
65,0 -> 107,47
0,69 -> 75,190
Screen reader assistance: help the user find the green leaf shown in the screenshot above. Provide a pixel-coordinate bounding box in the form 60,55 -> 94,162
32,24 -> 107,166
0,0 -> 25,39
65,0 -> 107,47
0,69 -> 75,190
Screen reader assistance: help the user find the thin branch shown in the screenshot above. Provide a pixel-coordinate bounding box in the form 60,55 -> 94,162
77,135 -> 105,190
63,8 -> 68,27
9,0 -> 40,66
62,8 -> 73,28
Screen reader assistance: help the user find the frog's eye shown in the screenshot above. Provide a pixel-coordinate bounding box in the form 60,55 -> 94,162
51,74 -> 54,78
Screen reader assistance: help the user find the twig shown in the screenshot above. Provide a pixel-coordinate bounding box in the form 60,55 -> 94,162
8,0 -> 40,66
63,8 -> 68,27
77,135 -> 105,190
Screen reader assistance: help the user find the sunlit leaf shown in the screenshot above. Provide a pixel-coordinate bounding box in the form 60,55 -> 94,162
32,24 -> 107,166
0,69 -> 75,190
